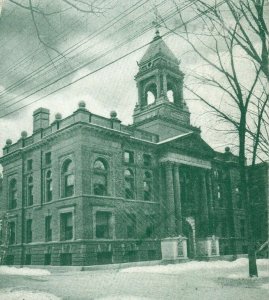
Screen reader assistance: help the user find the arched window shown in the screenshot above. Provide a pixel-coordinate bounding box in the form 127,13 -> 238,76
124,169 -> 134,199
147,91 -> 155,105
167,90 -> 174,103
167,80 -> 181,106
27,176 -> 33,206
62,159 -> 74,198
145,83 -> 157,106
46,170 -> 52,202
9,179 -> 17,209
93,159 -> 108,196
143,171 -> 152,201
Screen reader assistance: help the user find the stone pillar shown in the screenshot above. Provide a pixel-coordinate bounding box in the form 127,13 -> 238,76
196,170 -> 220,258
156,73 -> 161,98
206,171 -> 215,236
165,163 -> 176,236
173,165 -> 183,235
200,170 -> 209,237
163,73 -> 168,96
137,82 -> 143,107
159,164 -> 166,238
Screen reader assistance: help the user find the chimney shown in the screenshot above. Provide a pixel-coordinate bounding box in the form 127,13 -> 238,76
33,108 -> 50,132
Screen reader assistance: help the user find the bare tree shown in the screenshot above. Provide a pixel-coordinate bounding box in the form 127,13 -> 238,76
159,0 -> 269,277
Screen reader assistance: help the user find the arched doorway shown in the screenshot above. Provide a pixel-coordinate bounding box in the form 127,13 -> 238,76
183,220 -> 195,258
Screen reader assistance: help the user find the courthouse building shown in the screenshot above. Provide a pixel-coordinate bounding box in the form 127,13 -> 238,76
0,30 -> 264,266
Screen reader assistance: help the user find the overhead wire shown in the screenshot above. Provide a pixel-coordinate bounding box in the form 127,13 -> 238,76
0,0 -> 168,106
0,0 -> 148,97
0,0 -> 117,81
0,0 -> 226,118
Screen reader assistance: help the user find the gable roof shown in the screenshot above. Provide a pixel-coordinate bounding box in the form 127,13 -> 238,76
157,132 -> 215,159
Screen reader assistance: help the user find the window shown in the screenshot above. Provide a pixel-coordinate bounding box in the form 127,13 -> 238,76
26,219 -> 32,243
167,90 -> 174,103
45,152 -> 51,165
46,170 -> 52,202
27,176 -> 33,206
126,214 -> 136,238
145,83 -> 157,106
8,222 -> 15,245
93,159 -> 108,196
9,179 -> 17,209
62,159 -> 74,198
45,216 -> 52,242
143,171 -> 152,201
143,154 -> 152,167
124,151 -> 134,164
124,169 -> 134,199
96,211 -> 113,239
217,184 -> 223,207
27,159 -> 33,171
60,212 -> 73,241
240,219 -> 245,237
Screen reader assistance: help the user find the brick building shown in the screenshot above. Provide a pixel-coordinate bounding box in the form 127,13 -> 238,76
0,31 -> 264,266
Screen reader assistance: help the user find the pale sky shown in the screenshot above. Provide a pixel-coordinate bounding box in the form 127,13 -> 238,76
0,0 -> 264,164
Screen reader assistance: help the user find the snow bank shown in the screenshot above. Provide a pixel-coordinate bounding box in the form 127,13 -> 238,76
0,266 -> 51,276
0,289 -> 60,300
121,258 -> 269,274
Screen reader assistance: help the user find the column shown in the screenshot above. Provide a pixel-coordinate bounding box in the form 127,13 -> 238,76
163,73 -> 168,96
159,164 -> 166,238
206,171 -> 215,236
136,82 -> 143,107
173,164 -> 183,235
165,163 -> 176,236
156,73 -> 161,98
201,170 -> 209,237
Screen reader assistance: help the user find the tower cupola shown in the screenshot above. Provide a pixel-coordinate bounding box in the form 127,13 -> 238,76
132,30 -> 193,140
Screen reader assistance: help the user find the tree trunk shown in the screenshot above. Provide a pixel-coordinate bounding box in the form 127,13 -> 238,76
239,118 -> 258,277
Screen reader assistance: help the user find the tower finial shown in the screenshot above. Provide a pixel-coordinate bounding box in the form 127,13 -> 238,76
152,5 -> 161,38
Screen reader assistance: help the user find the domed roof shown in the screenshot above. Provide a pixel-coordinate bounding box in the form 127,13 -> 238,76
139,31 -> 178,65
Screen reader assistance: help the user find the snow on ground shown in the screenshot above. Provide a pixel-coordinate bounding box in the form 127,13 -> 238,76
121,258 -> 269,274
0,266 -> 51,276
0,289 -> 60,300
261,283 -> 269,290
227,270 -> 269,279
96,296 -> 153,300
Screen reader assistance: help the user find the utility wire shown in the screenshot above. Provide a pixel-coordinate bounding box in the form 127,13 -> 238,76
0,0 -> 114,78
0,0 -> 148,97
0,0 -> 226,118
0,0 -> 171,108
